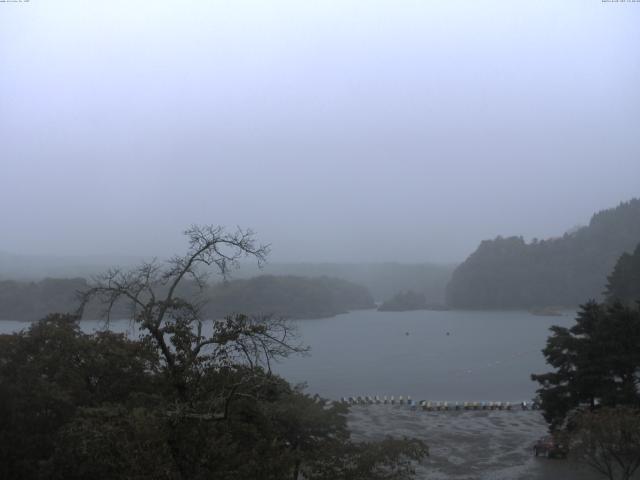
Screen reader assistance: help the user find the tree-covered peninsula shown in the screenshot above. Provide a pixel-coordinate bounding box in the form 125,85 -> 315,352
0,274 -> 374,321
378,290 -> 429,312
377,290 -> 448,312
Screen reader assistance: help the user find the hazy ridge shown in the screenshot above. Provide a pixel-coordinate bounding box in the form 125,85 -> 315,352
446,198 -> 640,309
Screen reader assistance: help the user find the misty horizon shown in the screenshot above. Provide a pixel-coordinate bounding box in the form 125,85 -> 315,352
2,1 -> 639,263
0,196 -> 635,265
1,3 -> 640,479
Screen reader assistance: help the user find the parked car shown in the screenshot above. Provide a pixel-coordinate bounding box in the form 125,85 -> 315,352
533,435 -> 568,459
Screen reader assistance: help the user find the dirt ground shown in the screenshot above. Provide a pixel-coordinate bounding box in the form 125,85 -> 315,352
347,405 -> 606,480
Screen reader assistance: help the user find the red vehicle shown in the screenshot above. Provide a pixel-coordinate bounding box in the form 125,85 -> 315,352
533,435 -> 568,459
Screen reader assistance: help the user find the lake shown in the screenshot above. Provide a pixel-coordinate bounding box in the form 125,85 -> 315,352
275,309 -> 572,402
0,309 -> 573,403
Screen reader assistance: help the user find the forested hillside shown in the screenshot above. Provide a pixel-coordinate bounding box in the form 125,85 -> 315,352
446,199 -> 640,309
0,275 -> 374,321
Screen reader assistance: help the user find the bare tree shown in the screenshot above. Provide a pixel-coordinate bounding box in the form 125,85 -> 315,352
570,407 -> 640,480
78,224 -> 306,402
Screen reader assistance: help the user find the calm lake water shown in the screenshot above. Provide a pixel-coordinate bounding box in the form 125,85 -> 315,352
274,309 -> 574,402
0,309 -> 574,403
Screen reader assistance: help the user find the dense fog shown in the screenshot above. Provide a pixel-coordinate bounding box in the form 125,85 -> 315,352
2,0 -> 639,264
2,3 -> 640,480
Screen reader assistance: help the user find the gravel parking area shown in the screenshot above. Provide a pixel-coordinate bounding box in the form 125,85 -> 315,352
348,406 -> 605,480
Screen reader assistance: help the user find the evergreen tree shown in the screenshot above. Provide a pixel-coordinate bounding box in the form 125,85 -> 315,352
532,301 -> 640,431
605,243 -> 640,306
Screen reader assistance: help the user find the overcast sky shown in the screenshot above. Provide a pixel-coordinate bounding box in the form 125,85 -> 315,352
1,0 -> 639,263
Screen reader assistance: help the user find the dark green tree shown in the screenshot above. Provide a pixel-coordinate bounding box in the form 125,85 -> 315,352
0,314 -> 159,479
532,301 -> 640,431
605,243 -> 640,306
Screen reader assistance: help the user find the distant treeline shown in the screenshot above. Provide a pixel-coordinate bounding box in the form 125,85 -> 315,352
0,275 -> 374,321
235,262 -> 455,303
0,277 -> 88,322
447,198 -> 640,309
0,255 -> 456,305
204,275 -> 374,319
378,290 -> 434,312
